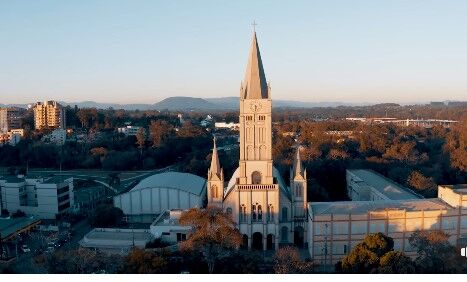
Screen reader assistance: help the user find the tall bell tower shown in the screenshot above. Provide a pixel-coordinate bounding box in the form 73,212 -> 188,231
238,31 -> 273,185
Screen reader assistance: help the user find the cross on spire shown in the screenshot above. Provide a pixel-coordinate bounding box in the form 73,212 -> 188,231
252,21 -> 258,32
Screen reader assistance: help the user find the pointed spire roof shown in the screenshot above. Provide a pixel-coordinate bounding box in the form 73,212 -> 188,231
293,147 -> 304,179
241,31 -> 269,99
210,137 -> 221,174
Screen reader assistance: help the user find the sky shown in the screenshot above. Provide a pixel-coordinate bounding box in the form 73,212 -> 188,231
1,0 -> 467,104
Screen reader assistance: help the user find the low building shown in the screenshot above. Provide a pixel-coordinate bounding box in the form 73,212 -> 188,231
117,126 -> 141,136
150,210 -> 190,244
308,172 -> 467,269
214,122 -> 240,130
72,185 -> 107,215
0,216 -> 41,242
79,228 -> 153,255
346,169 -> 422,201
42,129 -> 67,145
0,176 -> 74,220
0,129 -> 25,146
113,172 -> 206,223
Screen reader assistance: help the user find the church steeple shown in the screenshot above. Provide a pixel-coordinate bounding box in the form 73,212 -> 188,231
209,137 -> 221,176
241,31 -> 269,100
208,137 -> 224,207
292,147 -> 305,180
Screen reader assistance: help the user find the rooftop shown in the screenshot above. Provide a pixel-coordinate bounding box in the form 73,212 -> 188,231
309,198 -> 451,215
79,228 -> 153,249
0,217 -> 41,239
42,176 -> 72,184
348,169 -> 421,200
128,172 -> 206,196
440,184 -> 467,194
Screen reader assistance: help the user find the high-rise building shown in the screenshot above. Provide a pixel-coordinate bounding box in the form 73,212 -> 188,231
0,107 -> 25,133
33,101 -> 66,130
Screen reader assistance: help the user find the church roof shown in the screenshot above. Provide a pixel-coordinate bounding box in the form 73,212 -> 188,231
241,32 -> 269,99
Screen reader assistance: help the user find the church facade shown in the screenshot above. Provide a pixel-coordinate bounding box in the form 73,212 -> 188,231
207,31 -> 307,250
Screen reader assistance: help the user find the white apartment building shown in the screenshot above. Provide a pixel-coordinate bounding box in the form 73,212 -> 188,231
0,176 -> 74,219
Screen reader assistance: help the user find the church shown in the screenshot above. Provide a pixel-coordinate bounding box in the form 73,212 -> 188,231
207,31 -> 308,251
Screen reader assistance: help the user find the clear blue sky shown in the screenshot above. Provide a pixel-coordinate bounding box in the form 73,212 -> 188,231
1,0 -> 467,104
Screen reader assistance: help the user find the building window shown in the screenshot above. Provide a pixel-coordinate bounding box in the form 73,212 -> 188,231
226,207 -> 232,215
246,116 -> 253,121
269,205 -> 274,221
258,115 -> 266,121
258,205 -> 262,221
252,204 -> 257,221
177,233 -> 187,242
282,207 -> 288,221
240,205 -> 247,222
252,171 -> 262,184
211,185 -> 217,198
344,244 -> 348,254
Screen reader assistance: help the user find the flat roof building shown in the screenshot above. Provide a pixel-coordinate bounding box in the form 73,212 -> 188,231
308,170 -> 467,269
347,169 -> 422,201
0,176 -> 74,220
79,228 -> 153,255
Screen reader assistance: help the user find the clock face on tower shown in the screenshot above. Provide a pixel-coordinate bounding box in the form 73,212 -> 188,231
249,101 -> 262,112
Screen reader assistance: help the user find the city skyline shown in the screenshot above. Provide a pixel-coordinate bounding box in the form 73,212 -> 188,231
2,0 -> 467,104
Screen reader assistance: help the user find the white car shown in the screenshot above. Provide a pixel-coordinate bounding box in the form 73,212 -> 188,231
20,245 -> 31,253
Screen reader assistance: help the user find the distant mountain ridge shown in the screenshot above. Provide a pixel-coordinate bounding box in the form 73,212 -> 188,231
0,96 -> 391,111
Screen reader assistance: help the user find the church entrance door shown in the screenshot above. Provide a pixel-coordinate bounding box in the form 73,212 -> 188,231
294,226 -> 304,248
266,234 -> 274,250
252,232 -> 263,250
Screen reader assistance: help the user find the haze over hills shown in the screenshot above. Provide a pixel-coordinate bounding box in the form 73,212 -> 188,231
3,97 -> 464,111
0,96 -> 369,111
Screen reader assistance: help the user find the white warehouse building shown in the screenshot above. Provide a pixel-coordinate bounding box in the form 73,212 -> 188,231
113,172 -> 207,223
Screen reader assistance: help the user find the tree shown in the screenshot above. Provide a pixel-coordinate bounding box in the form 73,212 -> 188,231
46,248 -> 122,274
407,171 -> 436,197
123,249 -> 169,274
178,207 -> 242,273
89,204 -> 124,228
378,251 -> 415,274
409,230 -> 467,273
273,246 -> 313,274
340,232 -> 396,273
149,120 -> 174,147
135,128 -> 146,157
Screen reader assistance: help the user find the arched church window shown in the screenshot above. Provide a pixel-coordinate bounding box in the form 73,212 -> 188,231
295,184 -> 301,197
282,207 -> 288,221
240,204 -> 246,222
226,207 -> 232,215
252,171 -> 261,184
258,205 -> 262,221
211,185 -> 217,198
268,204 -> 274,222
252,204 -> 257,221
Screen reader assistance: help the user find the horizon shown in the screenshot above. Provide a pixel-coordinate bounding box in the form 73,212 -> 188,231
2,1 -> 467,104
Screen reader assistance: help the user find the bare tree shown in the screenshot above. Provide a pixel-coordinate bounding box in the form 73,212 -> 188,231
179,207 -> 242,273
